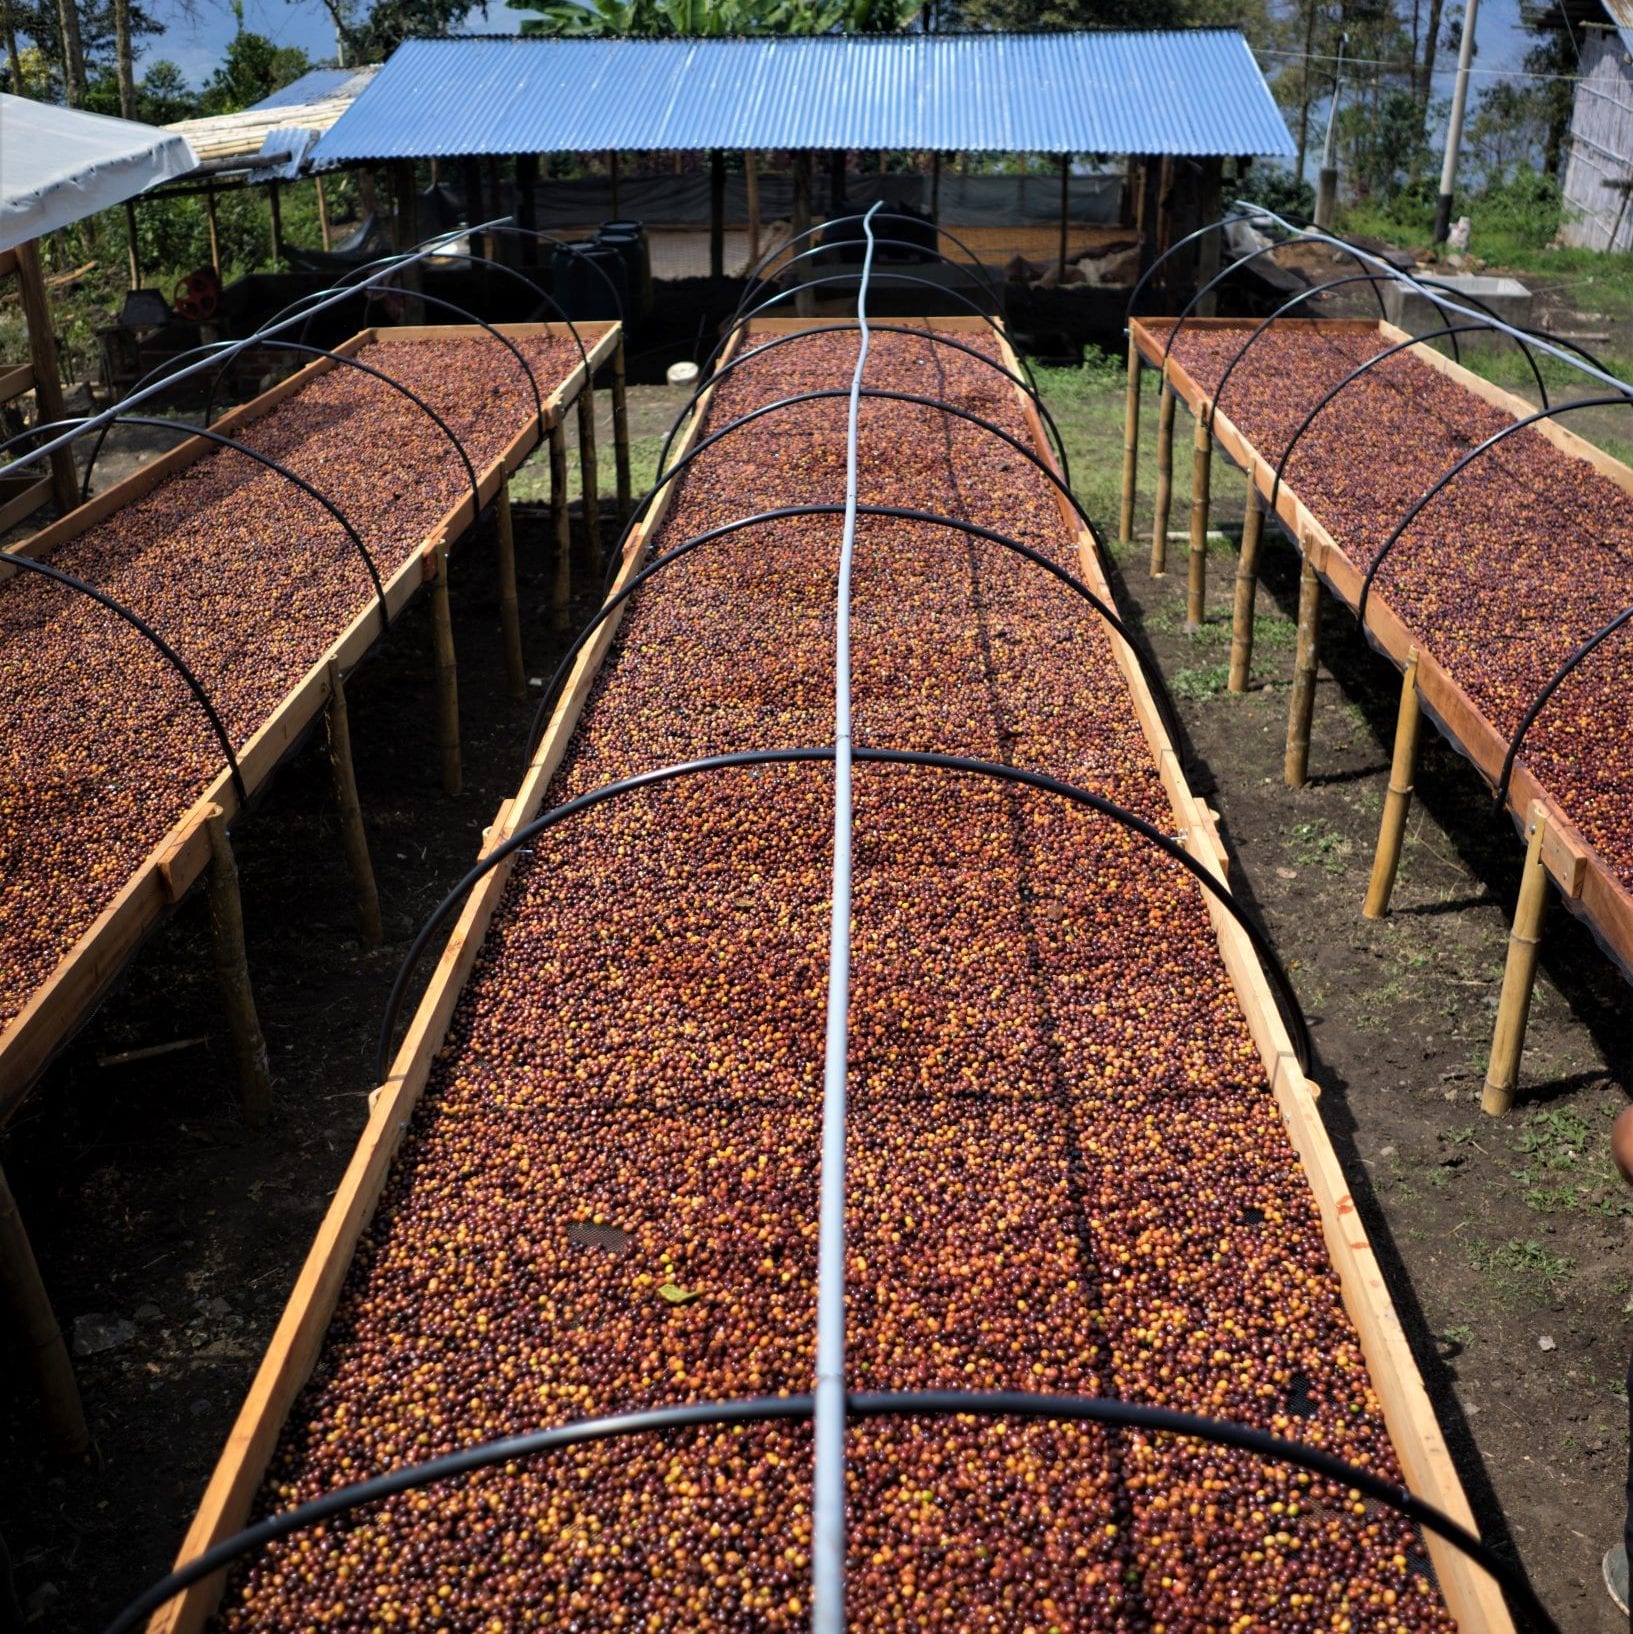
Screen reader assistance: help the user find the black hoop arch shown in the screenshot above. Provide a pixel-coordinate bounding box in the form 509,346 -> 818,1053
658,322 -> 1073,492
3,416 -> 389,631
103,1386 -> 1557,1634
602,382 -> 1107,606
524,503 -> 1184,771
376,747 -> 1311,1086
1359,394 -> 1633,623
0,549 -> 246,802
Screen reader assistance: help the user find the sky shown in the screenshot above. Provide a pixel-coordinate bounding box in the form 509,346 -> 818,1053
135,0 -> 1545,103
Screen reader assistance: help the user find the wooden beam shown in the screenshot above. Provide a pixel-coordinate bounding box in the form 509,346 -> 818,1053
709,149 -> 726,286
314,175 -> 332,254
0,1160 -> 88,1455
792,152 -> 813,319
1150,377 -> 1176,577
1483,805 -> 1551,1116
745,152 -> 761,266
1185,411 -> 1211,630
123,199 -> 140,290
1363,650 -> 1423,919
611,335 -> 632,520
1284,555 -> 1323,788
267,180 -> 283,270
1057,152 -> 1070,280
205,809 -> 272,1127
323,661 -> 382,948
429,544 -> 461,797
576,383 -> 600,561
205,181 -> 222,275
1227,477 -> 1264,692
550,416 -> 572,633
1118,338 -> 1140,547
494,481 -> 526,704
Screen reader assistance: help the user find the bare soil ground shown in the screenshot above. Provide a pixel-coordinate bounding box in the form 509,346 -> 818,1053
0,368 -> 1627,1632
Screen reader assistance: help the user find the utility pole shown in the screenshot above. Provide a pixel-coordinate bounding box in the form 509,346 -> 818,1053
1433,0 -> 1481,243
1314,32 -> 1346,229
1295,0 -> 1319,182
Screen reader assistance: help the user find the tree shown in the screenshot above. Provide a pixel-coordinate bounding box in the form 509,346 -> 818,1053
200,3 -> 309,114
510,0 -> 916,33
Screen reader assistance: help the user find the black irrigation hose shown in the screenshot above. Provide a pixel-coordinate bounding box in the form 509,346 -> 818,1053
656,322 -> 1072,494
1359,394 -> 1633,623
376,747 -> 1311,1086
1206,272 -> 1408,434
737,211 -> 1009,321
604,383 -> 1104,607
524,504 -> 1183,772
704,273 -> 1021,381
1124,209 -> 1269,321
1163,236 -> 1390,365
102,1395 -> 1558,1634
3,416 -> 389,633
1268,322 -> 1502,512
725,238 -> 1003,340
1494,596 -> 1633,817
0,549 -> 246,803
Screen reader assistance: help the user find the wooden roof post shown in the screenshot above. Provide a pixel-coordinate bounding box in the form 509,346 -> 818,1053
14,240 -> 78,515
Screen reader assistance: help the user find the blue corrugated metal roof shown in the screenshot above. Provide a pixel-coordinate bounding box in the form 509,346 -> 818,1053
248,65 -> 380,111
308,32 -> 1294,163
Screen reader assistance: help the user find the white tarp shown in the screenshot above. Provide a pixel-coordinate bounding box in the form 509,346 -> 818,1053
0,93 -> 197,252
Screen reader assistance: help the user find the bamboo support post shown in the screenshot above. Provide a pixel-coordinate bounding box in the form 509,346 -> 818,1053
15,240 -> 78,515
576,385 -> 600,558
314,175 -> 332,252
1362,651 -> 1423,920
0,1160 -> 88,1456
745,152 -> 761,265
324,661 -> 382,947
205,181 -> 222,274
1483,806 -> 1551,1117
430,544 -> 461,797
550,417 -> 572,633
1150,379 -> 1176,576
1185,412 -> 1212,631
1283,555 -> 1323,788
494,480 -> 526,703
1228,480 -> 1265,692
611,337 -> 632,521
1118,339 -> 1140,546
205,809 -> 273,1127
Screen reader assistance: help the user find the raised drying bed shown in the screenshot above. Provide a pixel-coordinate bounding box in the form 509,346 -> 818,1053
0,320 -> 620,1112
1130,315 -> 1633,1084
148,317 -> 1509,1633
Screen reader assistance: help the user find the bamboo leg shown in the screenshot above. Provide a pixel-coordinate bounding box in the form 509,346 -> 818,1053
576,386 -> 600,560
612,337 -> 632,521
205,810 -> 273,1127
1185,413 -> 1212,632
324,660 -> 382,947
1362,651 -> 1423,920
430,544 -> 461,797
550,417 -> 572,633
1118,339 -> 1140,547
0,1160 -> 88,1456
1483,806 -> 1551,1117
1283,556 -> 1323,788
1228,481 -> 1264,692
494,481 -> 526,703
1150,380 -> 1176,576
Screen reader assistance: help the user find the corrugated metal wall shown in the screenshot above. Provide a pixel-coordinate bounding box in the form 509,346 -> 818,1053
1562,31 -> 1633,250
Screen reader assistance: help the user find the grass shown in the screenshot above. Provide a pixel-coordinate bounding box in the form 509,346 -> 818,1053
1289,817 -> 1349,874
1172,662 -> 1231,700
1509,1102 -> 1633,1218
1467,1235 -> 1574,1303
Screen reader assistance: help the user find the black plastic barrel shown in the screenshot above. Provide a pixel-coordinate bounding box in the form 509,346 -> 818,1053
597,221 -> 652,322
552,241 -> 628,322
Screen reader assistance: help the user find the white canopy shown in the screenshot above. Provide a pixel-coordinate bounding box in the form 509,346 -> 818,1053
0,93 -> 197,252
